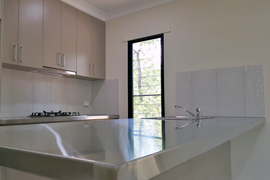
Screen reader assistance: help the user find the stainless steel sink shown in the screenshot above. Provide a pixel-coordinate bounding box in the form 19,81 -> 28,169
143,116 -> 214,120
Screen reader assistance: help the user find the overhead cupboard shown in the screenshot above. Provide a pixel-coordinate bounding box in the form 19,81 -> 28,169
1,0 -> 43,69
76,11 -> 105,79
43,0 -> 77,72
1,0 -> 105,80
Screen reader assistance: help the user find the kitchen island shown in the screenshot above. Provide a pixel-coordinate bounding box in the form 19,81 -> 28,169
0,117 -> 265,180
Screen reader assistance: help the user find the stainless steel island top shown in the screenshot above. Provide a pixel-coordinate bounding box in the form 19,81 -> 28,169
0,117 -> 265,180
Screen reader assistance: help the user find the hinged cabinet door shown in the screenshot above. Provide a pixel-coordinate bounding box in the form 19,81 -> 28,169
43,0 -> 61,69
2,0 -> 19,65
18,0 -> 43,68
91,17 -> 105,79
61,2 -> 77,72
77,10 -> 92,77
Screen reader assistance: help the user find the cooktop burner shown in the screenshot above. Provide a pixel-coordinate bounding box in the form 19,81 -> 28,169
31,110 -> 80,117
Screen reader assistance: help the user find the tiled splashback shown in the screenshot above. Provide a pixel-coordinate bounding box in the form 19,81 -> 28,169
0,68 -> 92,117
176,65 -> 265,117
91,79 -> 119,115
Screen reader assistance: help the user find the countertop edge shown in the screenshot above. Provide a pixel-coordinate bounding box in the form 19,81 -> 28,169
0,118 -> 265,180
117,118 -> 265,180
0,115 -> 119,126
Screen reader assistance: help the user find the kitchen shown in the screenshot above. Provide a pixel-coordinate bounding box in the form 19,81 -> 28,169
0,0 -> 270,180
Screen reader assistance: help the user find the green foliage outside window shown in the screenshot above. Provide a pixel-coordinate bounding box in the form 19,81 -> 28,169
131,38 -> 163,158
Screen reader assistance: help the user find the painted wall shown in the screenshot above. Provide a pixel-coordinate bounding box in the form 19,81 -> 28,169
106,0 -> 270,179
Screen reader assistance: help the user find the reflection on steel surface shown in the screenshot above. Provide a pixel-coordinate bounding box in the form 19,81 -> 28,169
175,119 -> 203,130
0,117 -> 265,180
41,124 -> 68,156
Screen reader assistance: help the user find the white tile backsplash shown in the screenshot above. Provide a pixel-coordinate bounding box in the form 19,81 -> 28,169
192,69 -> 218,116
79,79 -> 92,114
50,76 -> 67,112
104,79 -> 119,115
0,69 -> 92,117
12,70 -> 34,117
91,80 -> 105,114
245,65 -> 265,117
91,79 -> 119,115
217,67 -> 246,117
0,69 -> 13,117
176,65 -> 265,117
176,72 -> 192,116
33,73 -> 51,112
66,78 -> 81,112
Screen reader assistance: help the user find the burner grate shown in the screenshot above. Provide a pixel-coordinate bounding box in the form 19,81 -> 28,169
31,110 -> 80,117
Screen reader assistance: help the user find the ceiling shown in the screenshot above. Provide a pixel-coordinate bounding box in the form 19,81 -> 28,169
82,0 -> 146,14
62,0 -> 174,21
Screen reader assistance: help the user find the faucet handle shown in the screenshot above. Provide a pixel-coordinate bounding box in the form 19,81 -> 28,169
191,108 -> 202,118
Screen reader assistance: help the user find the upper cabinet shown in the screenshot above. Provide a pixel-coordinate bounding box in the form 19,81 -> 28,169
1,0 -> 105,80
43,0 -> 61,70
77,10 -> 92,77
2,0 -> 43,69
91,17 -> 105,79
43,0 -> 77,72
0,0 -> 2,19
77,11 -> 105,79
61,3 -> 77,72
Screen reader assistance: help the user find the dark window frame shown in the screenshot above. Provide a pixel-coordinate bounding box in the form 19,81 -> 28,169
128,34 -> 165,118
128,34 -> 166,153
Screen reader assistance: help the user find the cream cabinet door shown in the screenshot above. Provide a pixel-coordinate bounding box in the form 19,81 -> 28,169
2,0 -> 19,65
2,0 -> 43,69
43,0 -> 61,69
0,0 -> 2,19
91,17 -> 105,79
18,0 -> 43,68
61,2 -> 77,72
77,10 -> 92,77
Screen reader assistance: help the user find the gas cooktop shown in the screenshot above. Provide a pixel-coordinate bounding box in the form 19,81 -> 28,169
31,110 -> 80,117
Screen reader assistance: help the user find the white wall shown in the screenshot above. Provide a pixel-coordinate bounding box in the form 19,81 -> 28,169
106,0 -> 270,179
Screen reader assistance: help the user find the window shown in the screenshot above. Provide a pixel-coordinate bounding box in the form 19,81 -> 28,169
128,34 -> 165,118
128,34 -> 165,158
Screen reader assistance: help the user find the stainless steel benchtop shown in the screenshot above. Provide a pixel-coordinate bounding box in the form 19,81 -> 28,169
0,114 -> 119,126
0,117 -> 265,180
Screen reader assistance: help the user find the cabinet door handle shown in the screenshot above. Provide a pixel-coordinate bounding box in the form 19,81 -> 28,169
89,63 -> 92,75
58,53 -> 61,66
92,64 -> 95,76
13,45 -> 17,62
20,47 -> 23,63
62,54 -> 65,67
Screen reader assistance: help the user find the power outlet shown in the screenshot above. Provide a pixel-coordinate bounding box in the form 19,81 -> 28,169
83,101 -> 90,107
83,124 -> 90,128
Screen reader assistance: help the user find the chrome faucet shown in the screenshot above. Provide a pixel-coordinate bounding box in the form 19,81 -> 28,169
175,105 -> 202,130
175,105 -> 201,119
